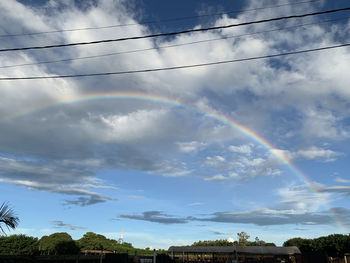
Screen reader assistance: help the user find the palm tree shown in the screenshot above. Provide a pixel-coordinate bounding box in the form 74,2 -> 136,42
0,202 -> 19,234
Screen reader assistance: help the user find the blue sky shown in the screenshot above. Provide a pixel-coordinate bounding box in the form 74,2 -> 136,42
1,0 -> 350,249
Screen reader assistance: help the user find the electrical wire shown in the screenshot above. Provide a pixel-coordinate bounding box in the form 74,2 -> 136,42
1,16 -> 348,69
0,0 -> 321,38
1,42 -> 349,80
1,7 -> 349,53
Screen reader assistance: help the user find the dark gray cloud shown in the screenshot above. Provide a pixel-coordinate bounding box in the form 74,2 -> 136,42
196,210 -> 334,226
51,220 -> 86,230
197,207 -> 350,226
64,195 -> 115,207
119,208 -> 350,226
0,157 -> 114,206
119,211 -> 189,224
211,231 -> 231,235
316,186 -> 350,196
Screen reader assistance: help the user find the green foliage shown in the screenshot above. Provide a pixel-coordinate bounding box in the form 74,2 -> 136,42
0,202 -> 19,234
78,232 -> 144,254
237,232 -> 250,246
192,233 -> 277,247
77,231 -> 165,255
0,234 -> 38,255
78,232 -> 134,252
39,232 -> 80,255
192,239 -> 238,246
78,232 -> 111,250
283,234 -> 350,255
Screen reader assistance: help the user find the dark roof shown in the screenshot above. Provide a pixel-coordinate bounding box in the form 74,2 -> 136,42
168,246 -> 301,255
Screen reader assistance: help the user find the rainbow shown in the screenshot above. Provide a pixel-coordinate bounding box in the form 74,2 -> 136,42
1,90 -> 347,230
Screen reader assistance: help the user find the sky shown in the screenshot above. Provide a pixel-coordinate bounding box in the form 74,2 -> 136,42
1,0 -> 350,249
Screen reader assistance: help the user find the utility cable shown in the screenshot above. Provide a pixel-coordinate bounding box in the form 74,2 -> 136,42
0,42 -> 349,80
0,7 -> 349,53
1,16 -> 348,69
0,0 -> 320,38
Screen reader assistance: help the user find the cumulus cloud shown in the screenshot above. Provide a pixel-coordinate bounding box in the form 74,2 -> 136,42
273,146 -> 342,163
295,147 -> 341,162
1,0 -> 350,214
205,156 -> 227,169
300,109 -> 350,140
177,141 -> 207,153
200,147 -> 284,180
228,144 -> 252,155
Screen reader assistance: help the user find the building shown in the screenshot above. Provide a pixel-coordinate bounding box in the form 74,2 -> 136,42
168,245 -> 301,263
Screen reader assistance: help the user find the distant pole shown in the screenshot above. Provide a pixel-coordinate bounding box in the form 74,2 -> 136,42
182,251 -> 184,263
153,249 -> 156,263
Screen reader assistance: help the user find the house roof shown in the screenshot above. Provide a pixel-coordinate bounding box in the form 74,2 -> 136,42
168,246 -> 301,255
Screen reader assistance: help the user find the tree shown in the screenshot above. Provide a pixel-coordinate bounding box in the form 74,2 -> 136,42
283,234 -> 350,254
283,237 -> 314,252
250,237 -> 276,247
237,232 -> 250,246
39,232 -> 80,255
192,239 -> 238,246
0,234 -> 38,255
78,232 -> 135,253
78,232 -> 114,251
0,202 -> 19,234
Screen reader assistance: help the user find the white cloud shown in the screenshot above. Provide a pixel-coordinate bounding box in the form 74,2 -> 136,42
1,0 -> 350,218
295,147 -> 341,162
188,202 -> 202,206
335,177 -> 350,184
177,141 -> 207,153
204,174 -> 227,181
205,156 -> 227,169
227,237 -> 235,243
277,183 -> 331,212
82,109 -> 169,143
151,160 -> 191,177
228,144 -> 252,155
300,109 -> 349,140
273,146 -> 342,163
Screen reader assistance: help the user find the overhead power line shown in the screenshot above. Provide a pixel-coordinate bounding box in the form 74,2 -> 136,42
1,42 -> 349,80
0,0 -> 320,38
1,16 -> 348,69
1,6 -> 350,53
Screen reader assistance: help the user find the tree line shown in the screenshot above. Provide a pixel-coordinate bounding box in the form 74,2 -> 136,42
1,231 -> 350,256
283,234 -> 350,255
192,232 -> 350,255
0,232 -> 165,256
192,232 -> 276,247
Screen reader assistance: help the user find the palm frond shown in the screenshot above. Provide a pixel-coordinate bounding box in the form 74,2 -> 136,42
0,202 -> 19,234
